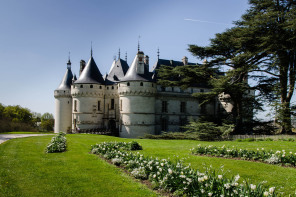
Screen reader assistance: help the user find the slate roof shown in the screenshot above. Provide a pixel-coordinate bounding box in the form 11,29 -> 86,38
74,56 -> 104,84
120,53 -> 153,82
151,59 -> 198,73
106,58 -> 129,84
56,68 -> 73,90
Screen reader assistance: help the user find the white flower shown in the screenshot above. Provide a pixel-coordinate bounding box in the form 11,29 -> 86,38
159,168 -> 162,172
218,175 -> 223,179
160,163 -> 164,167
263,191 -> 269,196
234,174 -> 240,182
269,187 -> 275,193
250,184 -> 256,190
208,192 -> 213,196
153,174 -> 156,178
168,168 -> 173,174
224,183 -> 230,189
201,189 -> 205,193
203,175 -> 208,180
198,177 -> 204,182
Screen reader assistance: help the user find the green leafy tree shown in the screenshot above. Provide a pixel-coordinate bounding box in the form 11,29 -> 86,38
188,27 -> 261,134
40,113 -> 54,132
235,0 -> 296,134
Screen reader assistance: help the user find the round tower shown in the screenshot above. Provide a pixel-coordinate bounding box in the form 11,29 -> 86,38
118,51 -> 156,138
71,53 -> 105,131
54,59 -> 73,133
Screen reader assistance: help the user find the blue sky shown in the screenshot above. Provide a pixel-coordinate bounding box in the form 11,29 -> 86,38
0,0 -> 250,116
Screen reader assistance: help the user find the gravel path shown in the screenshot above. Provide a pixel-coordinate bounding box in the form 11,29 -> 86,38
0,134 -> 53,144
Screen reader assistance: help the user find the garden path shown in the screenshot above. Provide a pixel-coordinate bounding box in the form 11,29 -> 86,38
0,134 -> 53,144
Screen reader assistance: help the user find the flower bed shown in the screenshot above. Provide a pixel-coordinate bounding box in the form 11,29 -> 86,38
91,141 -> 277,196
46,132 -> 67,153
191,145 -> 296,166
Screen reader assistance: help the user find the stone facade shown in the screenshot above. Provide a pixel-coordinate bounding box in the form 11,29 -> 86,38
54,50 -> 226,138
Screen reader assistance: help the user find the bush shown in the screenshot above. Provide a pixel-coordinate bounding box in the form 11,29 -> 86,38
184,121 -> 234,141
46,132 -> 67,153
129,141 -> 142,150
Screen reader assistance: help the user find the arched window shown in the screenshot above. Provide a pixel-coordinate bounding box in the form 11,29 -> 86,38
99,86 -> 102,89
127,82 -> 130,86
140,82 -> 143,86
112,86 -> 114,89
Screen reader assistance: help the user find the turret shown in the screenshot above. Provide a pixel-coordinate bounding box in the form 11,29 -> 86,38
71,52 -> 105,132
118,51 -> 156,138
54,59 -> 73,133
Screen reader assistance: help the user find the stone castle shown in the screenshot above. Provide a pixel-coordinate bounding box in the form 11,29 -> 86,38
54,49 -> 229,138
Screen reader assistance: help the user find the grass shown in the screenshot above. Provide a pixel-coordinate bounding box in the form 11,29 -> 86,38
1,134 -> 296,196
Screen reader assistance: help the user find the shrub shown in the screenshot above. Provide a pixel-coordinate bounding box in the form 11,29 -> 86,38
129,141 -> 142,150
192,144 -> 296,167
184,121 -> 234,141
46,132 -> 67,153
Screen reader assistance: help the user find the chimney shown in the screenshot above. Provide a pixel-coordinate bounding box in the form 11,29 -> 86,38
136,51 -> 145,74
182,56 -> 188,65
144,55 -> 149,72
79,60 -> 86,76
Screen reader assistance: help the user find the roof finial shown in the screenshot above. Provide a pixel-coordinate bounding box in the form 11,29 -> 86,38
67,52 -> 71,69
118,48 -> 120,60
125,52 -> 127,62
138,35 -> 141,52
157,47 -> 160,59
91,41 -> 93,57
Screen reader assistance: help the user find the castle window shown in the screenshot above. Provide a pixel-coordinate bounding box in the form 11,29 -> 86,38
152,84 -> 154,87
98,101 -> 101,111
120,100 -> 122,111
107,87 -> 109,90
99,86 -> 102,89
112,86 -> 114,89
172,87 -> 174,92
90,85 -> 93,88
162,101 -> 168,113
127,82 -> 130,86
111,99 -> 115,110
80,85 -> 83,88
74,100 -> 77,111
140,82 -> 143,86
161,118 -> 168,131
161,86 -> 165,91
200,89 -> 204,92
180,102 -> 186,113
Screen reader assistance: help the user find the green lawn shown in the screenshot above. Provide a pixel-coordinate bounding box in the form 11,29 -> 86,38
0,134 -> 296,196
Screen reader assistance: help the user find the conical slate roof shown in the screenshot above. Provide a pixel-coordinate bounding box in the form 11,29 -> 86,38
121,53 -> 152,82
74,56 -> 104,84
56,68 -> 73,90
106,58 -> 129,83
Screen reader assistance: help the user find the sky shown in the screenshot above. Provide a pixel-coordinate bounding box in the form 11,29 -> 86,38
0,0 -> 252,117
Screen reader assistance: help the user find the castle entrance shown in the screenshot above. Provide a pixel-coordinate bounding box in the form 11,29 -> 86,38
108,120 -> 118,136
